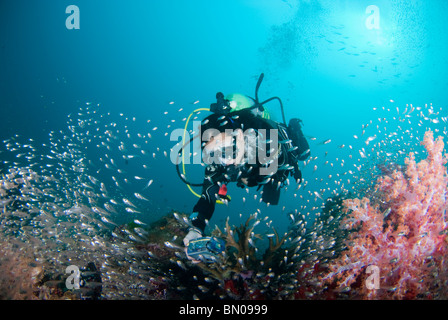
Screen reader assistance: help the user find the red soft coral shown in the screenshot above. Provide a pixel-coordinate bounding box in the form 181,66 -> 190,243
324,130 -> 448,299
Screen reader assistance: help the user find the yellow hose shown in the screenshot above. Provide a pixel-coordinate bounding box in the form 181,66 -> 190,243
181,108 -> 227,204
182,108 -> 209,199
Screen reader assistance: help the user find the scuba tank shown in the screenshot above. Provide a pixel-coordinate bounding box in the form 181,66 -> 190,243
287,118 -> 311,161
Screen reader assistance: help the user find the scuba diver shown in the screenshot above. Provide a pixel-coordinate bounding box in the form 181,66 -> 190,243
177,74 -> 310,262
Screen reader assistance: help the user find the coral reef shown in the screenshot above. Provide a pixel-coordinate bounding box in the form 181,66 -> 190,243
288,190 -> 355,299
2,124 -> 448,300
158,200 -> 350,300
323,130 -> 448,299
128,212 -> 291,299
0,240 -> 43,300
110,194 -> 355,300
202,215 -> 292,299
124,211 -> 302,299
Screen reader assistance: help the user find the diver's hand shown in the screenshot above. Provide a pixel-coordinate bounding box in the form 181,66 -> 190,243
183,227 -> 203,263
183,227 -> 202,246
293,163 -> 302,183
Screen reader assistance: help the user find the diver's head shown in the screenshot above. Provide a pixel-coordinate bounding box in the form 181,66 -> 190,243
202,129 -> 245,167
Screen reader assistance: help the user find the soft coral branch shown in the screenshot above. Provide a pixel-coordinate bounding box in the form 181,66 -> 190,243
324,130 -> 448,299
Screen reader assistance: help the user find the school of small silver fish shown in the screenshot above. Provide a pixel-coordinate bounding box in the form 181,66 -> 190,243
0,99 -> 444,299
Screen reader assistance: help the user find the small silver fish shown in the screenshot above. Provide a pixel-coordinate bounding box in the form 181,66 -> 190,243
142,179 -> 153,190
176,260 -> 187,270
365,135 -> 377,145
134,219 -> 147,225
101,216 -> 118,226
123,198 -> 137,207
314,191 -> 324,200
134,192 -> 149,201
125,207 -> 141,214
164,241 -> 182,250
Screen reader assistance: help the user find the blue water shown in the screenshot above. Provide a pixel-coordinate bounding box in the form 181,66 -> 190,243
1,0 -> 448,234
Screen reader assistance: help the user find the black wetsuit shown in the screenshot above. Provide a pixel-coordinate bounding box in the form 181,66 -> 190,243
190,109 -> 301,233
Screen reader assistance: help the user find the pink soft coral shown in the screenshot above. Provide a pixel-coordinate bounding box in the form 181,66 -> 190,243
324,130 -> 448,299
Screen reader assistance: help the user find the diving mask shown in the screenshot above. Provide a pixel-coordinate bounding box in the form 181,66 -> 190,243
208,145 -> 238,166
203,130 -> 244,166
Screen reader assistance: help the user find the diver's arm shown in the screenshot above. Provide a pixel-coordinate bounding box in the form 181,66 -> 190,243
183,167 -> 222,262
190,165 -> 222,234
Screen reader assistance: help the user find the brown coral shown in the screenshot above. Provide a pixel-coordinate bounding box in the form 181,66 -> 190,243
0,240 -> 43,300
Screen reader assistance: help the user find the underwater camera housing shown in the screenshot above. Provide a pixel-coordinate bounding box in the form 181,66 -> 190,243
187,236 -> 226,262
